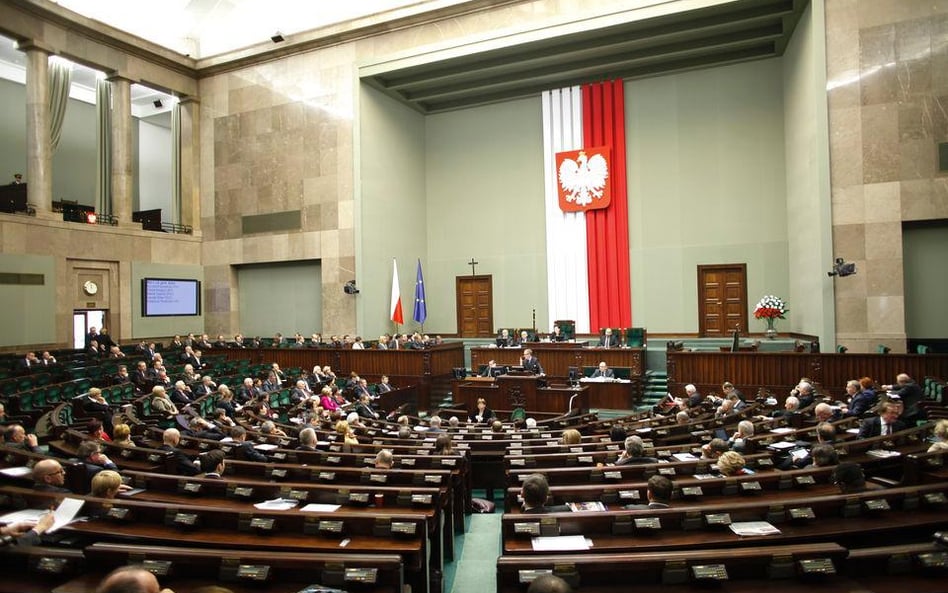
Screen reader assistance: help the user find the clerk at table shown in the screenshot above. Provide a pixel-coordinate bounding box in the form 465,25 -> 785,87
590,361 -> 614,378
599,327 -> 619,348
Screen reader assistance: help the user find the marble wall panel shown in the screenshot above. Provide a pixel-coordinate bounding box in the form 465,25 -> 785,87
863,181 -> 901,222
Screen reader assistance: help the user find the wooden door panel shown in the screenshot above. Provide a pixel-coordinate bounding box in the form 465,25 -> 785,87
456,276 -> 493,337
698,264 -> 747,337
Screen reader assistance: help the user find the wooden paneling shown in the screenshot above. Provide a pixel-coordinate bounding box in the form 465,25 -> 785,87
455,379 -> 588,415
667,350 -> 948,400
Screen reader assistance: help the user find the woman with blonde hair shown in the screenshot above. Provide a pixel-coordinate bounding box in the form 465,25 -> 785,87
112,423 -> 135,447
91,469 -> 124,498
928,419 -> 948,453
560,429 -> 582,446
335,419 -> 359,452
717,451 -> 749,476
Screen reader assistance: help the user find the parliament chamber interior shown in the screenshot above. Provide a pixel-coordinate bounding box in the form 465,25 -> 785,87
1,0 -> 948,592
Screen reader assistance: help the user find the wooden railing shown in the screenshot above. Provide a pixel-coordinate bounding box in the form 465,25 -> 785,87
666,350 -> 948,400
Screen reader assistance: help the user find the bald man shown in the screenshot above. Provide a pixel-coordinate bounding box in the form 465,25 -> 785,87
32,459 -> 70,493
96,565 -> 174,593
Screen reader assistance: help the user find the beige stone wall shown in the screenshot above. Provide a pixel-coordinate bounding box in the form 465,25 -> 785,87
825,0 -> 948,353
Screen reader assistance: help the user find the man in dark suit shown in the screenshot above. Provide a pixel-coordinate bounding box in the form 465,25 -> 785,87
684,384 -> 704,408
590,361 -> 614,378
158,428 -> 200,476
521,473 -> 569,513
882,373 -> 925,425
76,440 -> 119,483
615,436 -> 659,465
230,426 -> 267,462
169,381 -> 193,406
624,475 -> 672,510
599,327 -> 619,348
355,393 -> 379,419
520,349 -> 544,375
131,361 -> 150,392
857,402 -> 906,439
297,427 -> 319,451
17,352 -> 38,369
376,375 -> 393,393
198,449 -> 226,478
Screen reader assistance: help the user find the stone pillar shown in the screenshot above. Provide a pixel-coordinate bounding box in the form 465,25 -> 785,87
178,96 -> 201,233
108,75 -> 134,225
23,44 -> 52,214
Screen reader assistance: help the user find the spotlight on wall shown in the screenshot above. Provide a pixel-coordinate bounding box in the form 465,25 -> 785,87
343,280 -> 359,295
271,32 -> 284,43
153,99 -> 163,108
827,258 -> 856,277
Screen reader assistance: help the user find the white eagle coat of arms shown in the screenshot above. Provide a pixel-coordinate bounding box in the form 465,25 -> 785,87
555,147 -> 612,212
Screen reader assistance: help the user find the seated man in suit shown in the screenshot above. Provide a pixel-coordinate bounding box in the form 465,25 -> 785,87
857,401 -> 905,439
96,565 -> 174,593
497,329 -> 513,347
297,427 -> 319,451
6,424 -> 41,453
520,349 -> 544,375
159,428 -> 200,476
377,375 -> 393,393
599,327 -> 619,348
17,351 -> 38,369
625,474 -> 673,510
832,462 -> 880,493
684,384 -> 704,408
591,361 -> 615,378
76,440 -> 119,482
32,459 -> 71,493
516,330 -> 533,346
230,426 -> 267,462
728,420 -> 754,452
615,436 -> 659,465
521,473 -> 570,513
198,449 -> 226,478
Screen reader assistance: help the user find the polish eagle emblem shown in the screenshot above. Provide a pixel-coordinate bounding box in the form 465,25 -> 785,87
556,147 -> 611,212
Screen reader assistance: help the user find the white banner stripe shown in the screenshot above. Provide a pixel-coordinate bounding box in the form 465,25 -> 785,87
542,86 -> 590,335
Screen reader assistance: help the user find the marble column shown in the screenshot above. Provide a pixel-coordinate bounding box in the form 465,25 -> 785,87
178,96 -> 201,233
108,75 -> 133,225
23,44 -> 52,214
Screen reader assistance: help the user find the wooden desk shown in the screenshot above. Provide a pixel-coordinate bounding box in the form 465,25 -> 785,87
470,345 -> 645,379
454,378 -> 588,415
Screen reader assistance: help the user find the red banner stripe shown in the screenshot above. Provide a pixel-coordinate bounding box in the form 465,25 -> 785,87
583,80 -> 632,331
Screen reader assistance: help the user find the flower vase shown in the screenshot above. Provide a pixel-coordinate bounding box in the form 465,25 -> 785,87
764,318 -> 778,339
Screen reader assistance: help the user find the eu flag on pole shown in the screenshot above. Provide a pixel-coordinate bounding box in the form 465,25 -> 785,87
413,259 -> 427,324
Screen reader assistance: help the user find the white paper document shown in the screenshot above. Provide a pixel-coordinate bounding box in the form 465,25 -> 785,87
729,521 -> 781,536
0,466 -> 33,478
253,498 -> 299,510
301,503 -> 342,513
50,498 -> 85,533
672,453 -> 698,461
0,509 -> 47,525
253,443 -> 279,451
531,535 -> 592,551
770,427 -> 795,434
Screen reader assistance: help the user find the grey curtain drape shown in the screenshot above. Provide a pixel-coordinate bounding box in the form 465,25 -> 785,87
171,100 -> 182,225
95,78 -> 112,217
47,58 -> 71,153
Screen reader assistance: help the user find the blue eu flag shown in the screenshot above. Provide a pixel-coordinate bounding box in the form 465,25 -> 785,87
413,259 -> 427,324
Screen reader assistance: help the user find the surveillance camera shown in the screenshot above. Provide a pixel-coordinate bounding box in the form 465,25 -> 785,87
343,280 -> 359,295
828,258 -> 856,277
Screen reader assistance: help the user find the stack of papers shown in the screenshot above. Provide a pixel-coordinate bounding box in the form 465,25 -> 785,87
253,498 -> 299,510
567,501 -> 606,512
866,449 -> 900,458
0,466 -> 33,478
301,503 -> 341,513
672,453 -> 698,461
729,521 -> 781,536
770,427 -> 795,434
531,536 -> 592,551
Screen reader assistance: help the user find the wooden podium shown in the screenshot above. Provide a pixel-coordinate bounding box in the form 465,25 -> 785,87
456,374 -> 588,415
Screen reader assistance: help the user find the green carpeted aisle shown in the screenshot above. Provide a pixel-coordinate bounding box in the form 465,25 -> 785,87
446,512 -> 502,593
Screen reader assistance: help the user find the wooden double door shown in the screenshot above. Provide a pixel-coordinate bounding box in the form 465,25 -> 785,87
697,264 -> 747,337
456,275 -> 493,337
